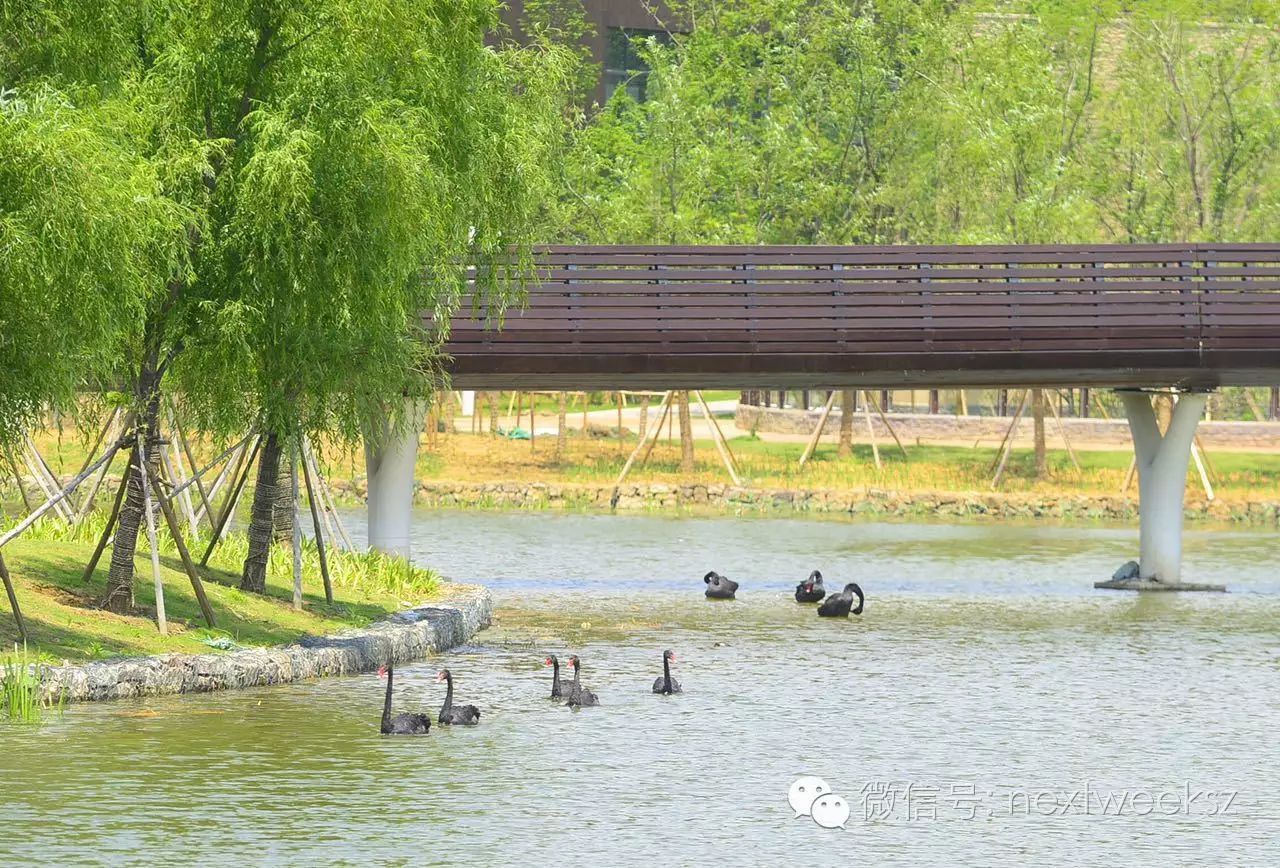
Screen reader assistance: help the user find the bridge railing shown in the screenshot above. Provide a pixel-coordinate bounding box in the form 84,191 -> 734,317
441,243 -> 1280,388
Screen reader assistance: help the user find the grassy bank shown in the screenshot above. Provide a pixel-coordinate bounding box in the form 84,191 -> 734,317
389,432 -> 1280,503
0,519 -> 442,663
18,418 -> 1280,507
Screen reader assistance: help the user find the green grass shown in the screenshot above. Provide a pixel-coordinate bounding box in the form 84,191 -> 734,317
0,516 -> 444,663
407,429 -> 1280,500
2,644 -> 60,724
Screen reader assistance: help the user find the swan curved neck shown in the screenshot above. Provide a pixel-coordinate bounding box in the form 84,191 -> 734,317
442,675 -> 453,712
852,587 -> 865,614
551,660 -> 562,693
662,656 -> 671,691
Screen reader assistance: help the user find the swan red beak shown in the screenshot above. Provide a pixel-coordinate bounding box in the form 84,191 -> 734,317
377,666 -> 388,678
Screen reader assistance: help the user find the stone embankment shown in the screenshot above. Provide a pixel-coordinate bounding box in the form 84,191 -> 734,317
326,479 -> 1280,526
41,584 -> 491,704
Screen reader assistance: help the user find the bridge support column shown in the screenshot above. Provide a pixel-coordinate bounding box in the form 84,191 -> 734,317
1097,390 -> 1224,592
364,400 -> 425,559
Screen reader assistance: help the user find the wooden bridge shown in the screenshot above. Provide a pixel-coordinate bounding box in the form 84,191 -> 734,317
442,243 -> 1280,390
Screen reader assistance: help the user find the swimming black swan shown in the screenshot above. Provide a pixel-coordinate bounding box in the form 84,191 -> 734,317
652,649 -> 682,694
565,655 -> 600,707
817,582 -> 865,618
704,571 -> 739,600
545,654 -> 570,699
436,669 -> 482,725
378,664 -> 431,735
794,570 -> 826,603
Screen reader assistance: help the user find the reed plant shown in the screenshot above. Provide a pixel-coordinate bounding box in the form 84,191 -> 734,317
1,644 -> 61,725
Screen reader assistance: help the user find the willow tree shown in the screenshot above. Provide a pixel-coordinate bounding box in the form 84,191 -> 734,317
212,13 -> 571,593
3,1 -> 570,609
0,86 -> 181,450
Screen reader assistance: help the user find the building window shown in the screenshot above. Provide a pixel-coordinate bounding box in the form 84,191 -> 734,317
604,27 -> 671,103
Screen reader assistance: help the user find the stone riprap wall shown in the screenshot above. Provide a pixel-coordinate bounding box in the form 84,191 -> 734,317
394,480 -> 1280,526
735,405 -> 1280,450
40,584 -> 491,704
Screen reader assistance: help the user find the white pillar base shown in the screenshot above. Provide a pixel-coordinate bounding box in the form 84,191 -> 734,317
365,399 -> 426,559
460,390 -> 476,417
1116,390 -> 1207,585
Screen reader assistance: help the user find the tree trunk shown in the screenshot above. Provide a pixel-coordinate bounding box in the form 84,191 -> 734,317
101,360 -> 162,614
677,390 -> 695,473
1032,388 -> 1047,479
272,458 -> 294,545
555,392 -> 567,461
639,395 -> 650,440
241,430 -> 283,593
488,392 -> 499,436
838,389 -> 855,458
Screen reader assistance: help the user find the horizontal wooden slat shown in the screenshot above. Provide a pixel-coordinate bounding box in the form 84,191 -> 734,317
439,243 -> 1280,388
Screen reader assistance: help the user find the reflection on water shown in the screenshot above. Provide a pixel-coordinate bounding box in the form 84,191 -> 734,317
2,511 -> 1278,865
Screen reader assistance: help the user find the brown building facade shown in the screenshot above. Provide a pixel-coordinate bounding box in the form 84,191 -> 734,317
500,0 -> 679,105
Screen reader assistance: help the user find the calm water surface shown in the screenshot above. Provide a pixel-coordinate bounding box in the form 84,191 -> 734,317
3,511 -> 1278,866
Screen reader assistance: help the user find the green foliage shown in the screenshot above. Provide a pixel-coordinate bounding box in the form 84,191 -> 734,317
1,643 -> 62,724
0,511 -> 441,600
548,0 -> 1280,246
3,0 -> 574,446
0,86 -> 184,443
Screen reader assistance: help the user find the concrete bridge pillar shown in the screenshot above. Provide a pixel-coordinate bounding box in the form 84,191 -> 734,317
1103,390 -> 1220,591
364,399 -> 426,558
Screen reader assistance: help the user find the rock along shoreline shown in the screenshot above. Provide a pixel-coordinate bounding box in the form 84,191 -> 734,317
40,584 -> 491,705
338,479 -> 1280,527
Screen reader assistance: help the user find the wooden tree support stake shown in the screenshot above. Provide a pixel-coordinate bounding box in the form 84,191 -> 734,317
0,440 -> 123,550
861,390 -> 881,470
304,438 -> 353,551
74,443 -> 119,529
22,439 -> 74,523
867,391 -> 910,461
610,390 -> 672,506
152,468 -> 216,628
200,435 -> 262,566
2,446 -> 34,514
798,391 -> 837,469
1046,390 -> 1082,471
988,390 -> 1030,475
299,436 -> 334,604
74,408 -> 119,480
0,552 -> 28,643
290,445 -> 303,611
136,436 -> 167,635
695,390 -> 742,486
158,442 -> 198,535
990,390 -> 1030,489
172,413 -> 216,532
193,438 -> 247,526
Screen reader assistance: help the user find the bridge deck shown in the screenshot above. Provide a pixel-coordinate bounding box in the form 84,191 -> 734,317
442,243 -> 1280,389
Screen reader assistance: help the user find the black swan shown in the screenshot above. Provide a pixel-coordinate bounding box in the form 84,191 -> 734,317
652,649 -> 682,694
378,664 -> 431,735
544,654 -> 569,699
436,669 -> 482,725
564,655 -> 600,707
794,570 -> 826,603
817,582 -> 865,618
703,571 -> 739,600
